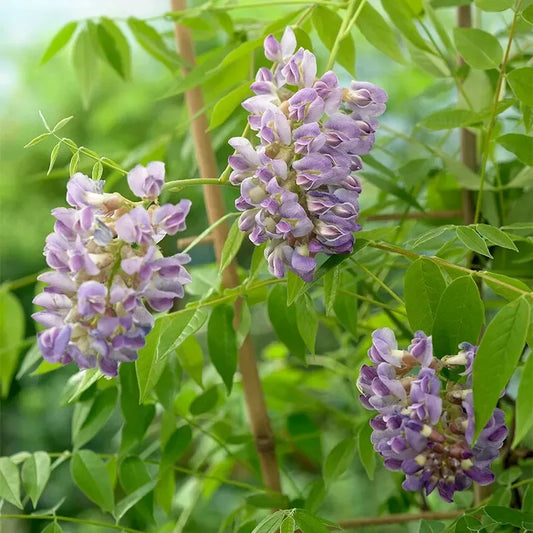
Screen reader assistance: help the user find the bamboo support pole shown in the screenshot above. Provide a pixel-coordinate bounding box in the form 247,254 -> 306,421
170,0 -> 281,493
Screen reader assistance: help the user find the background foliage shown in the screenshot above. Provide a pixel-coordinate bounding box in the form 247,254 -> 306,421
1,0 -> 532,532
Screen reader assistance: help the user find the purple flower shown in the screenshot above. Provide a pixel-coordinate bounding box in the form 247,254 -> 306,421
34,165 -> 192,377
263,27 -> 296,63
127,161 -> 165,199
345,81 -> 388,120
360,328 -> 507,502
288,88 -> 325,123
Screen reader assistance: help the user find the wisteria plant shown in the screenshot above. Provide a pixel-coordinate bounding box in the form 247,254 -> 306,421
1,1 -> 532,532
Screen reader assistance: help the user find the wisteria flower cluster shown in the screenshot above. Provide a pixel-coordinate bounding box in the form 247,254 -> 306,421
228,27 -> 387,281
357,328 -> 507,502
33,163 -> 191,377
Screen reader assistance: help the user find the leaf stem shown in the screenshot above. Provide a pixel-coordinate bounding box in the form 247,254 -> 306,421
473,0 -> 522,223
351,259 -> 405,306
162,177 -> 226,191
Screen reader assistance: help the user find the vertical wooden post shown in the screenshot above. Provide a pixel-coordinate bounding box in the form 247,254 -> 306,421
170,0 -> 282,493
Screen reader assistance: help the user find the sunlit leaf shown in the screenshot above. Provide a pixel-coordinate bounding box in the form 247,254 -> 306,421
41,21 -> 78,64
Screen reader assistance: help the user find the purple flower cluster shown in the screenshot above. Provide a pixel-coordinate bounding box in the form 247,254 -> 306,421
228,27 -> 387,281
33,163 -> 191,377
358,329 -> 507,502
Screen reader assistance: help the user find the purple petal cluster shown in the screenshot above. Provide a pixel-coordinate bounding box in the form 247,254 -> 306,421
33,164 -> 191,377
357,328 -> 507,502
228,27 -> 387,281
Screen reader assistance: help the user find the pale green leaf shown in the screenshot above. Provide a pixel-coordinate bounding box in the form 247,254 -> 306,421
453,27 -> 503,69
456,226 -> 492,257
0,457 -> 22,509
209,82 -> 251,130
41,22 -> 78,64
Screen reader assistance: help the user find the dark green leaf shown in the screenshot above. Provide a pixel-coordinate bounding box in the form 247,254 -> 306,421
456,226 -> 492,257
22,452 -> 51,507
287,270 -> 307,305
323,267 -> 340,316
405,258 -> 447,334
209,82 -> 251,130
475,224 -> 518,251
483,506 -> 533,527
312,6 -> 355,74
0,291 -> 25,397
0,457 -> 22,508
281,516 -> 296,533
293,510 -> 330,533
118,456 -> 154,523
97,18 -> 131,80
268,285 -> 306,359
357,3 -> 404,63
522,5 -> 533,24
72,387 -> 117,448
453,27 -> 503,69
161,425 -> 192,472
433,276 -> 484,357
114,479 -> 156,521
41,22 -> 78,64
41,523 -> 64,533
295,294 -> 318,355
419,520 -> 445,533
473,298 -> 530,440
127,18 -> 181,70
71,450 -> 114,512
514,352 -> 533,447
189,386 -> 219,415
334,287 -> 358,338
323,438 -> 356,486
246,493 -> 289,509
219,216 -> 246,273
358,422 -> 376,480
497,134 -> 533,166
207,305 -> 237,394
381,0 -> 431,52
72,27 -> 98,108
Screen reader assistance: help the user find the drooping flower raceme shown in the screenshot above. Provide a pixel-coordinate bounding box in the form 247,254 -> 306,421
357,329 -> 507,502
33,164 -> 191,377
228,27 -> 387,281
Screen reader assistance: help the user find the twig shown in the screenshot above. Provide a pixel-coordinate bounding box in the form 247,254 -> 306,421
336,510 -> 462,529
365,210 -> 462,221
171,0 -> 281,494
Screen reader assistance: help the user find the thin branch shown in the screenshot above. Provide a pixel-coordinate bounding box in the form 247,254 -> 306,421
171,0 -> 282,494
364,210 -> 462,222
336,510 -> 462,529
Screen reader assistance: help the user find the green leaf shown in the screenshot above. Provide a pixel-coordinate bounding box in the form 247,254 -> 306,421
69,151 -> 80,176
41,21 -> 78,64
91,160 -> 103,180
97,18 -> 131,80
442,155 -> 493,190
381,0 -> 431,52
21,452 -> 51,507
207,305 -> 237,394
72,387 -> 117,448
161,425 -> 192,472
287,270 -> 307,306
72,26 -> 98,108
475,224 -> 518,251
514,353 -> 533,447
312,6 -> 356,74
42,523 -> 64,533
176,335 -> 204,387
118,456 -> 154,523
323,438 -> 356,486
497,134 -> 533,166
323,267 -> 340,316
357,422 -> 376,480
295,294 -> 318,355
0,457 -> 22,508
268,285 -> 306,359
483,506 -> 533,528
52,116 -> 74,132
419,520 -> 445,533
189,386 -> 219,415
522,4 -> 533,25
456,226 -> 492,257
420,108 -> 482,130
475,0 -> 514,10
47,142 -> 61,175
246,492 -> 289,509
119,364 -> 155,453
453,27 -> 503,69
405,258 -> 447,334
357,3 -> 404,63
293,510 -> 330,533
62,368 -> 102,404
365,172 -> 424,210
251,510 -> 286,533
209,82 -> 251,130
219,216 -> 246,273
334,287 -> 358,339
70,450 -> 114,512
114,479 -> 157,521
127,18 -> 181,70
483,272 -> 530,301
24,132 -> 51,148
281,516 -> 296,533
433,276 -> 484,357
473,298 -> 530,440
0,291 -> 25,397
